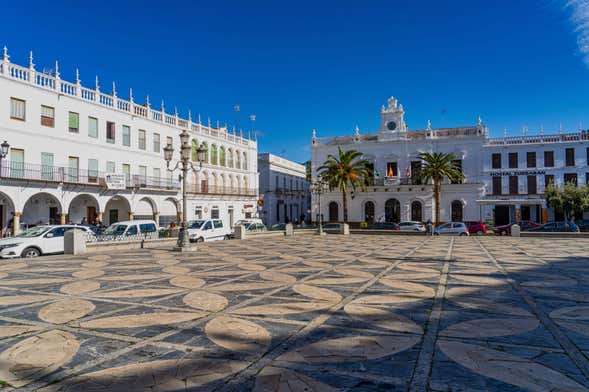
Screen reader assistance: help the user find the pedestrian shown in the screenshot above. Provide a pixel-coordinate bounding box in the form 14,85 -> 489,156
80,217 -> 87,225
426,219 -> 433,236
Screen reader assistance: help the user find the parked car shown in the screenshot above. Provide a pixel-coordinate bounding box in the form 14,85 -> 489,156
529,221 -> 580,233
270,223 -> 287,231
234,218 -> 263,228
493,221 -> 541,236
398,221 -> 426,232
0,225 -> 95,258
187,219 -> 232,242
244,222 -> 268,233
575,220 -> 589,232
464,220 -> 487,235
366,222 -> 400,230
101,220 -> 158,239
433,222 -> 469,236
322,223 -> 343,233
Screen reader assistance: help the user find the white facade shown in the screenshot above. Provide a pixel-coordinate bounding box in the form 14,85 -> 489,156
0,48 -> 258,236
311,96 -> 589,225
258,153 -> 310,226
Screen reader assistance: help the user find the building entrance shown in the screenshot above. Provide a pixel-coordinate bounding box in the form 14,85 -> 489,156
494,206 -> 510,226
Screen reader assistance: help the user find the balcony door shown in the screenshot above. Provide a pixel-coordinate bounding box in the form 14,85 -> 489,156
41,152 -> 54,181
68,156 -> 79,183
10,149 -> 24,178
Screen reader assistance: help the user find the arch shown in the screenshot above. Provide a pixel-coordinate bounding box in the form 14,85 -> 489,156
364,200 -> 375,223
22,192 -> 62,226
201,141 -> 209,163
219,146 -> 226,166
328,201 -> 339,222
68,194 -> 100,225
135,196 -> 157,222
104,195 -> 131,226
385,198 -> 401,223
191,139 -> 199,161
160,197 -> 180,228
200,170 -> 209,193
235,150 -> 241,169
210,144 -> 218,165
0,191 -> 15,237
451,200 -> 464,222
227,148 -> 234,168
243,176 -> 248,192
242,151 -> 248,170
411,200 -> 423,222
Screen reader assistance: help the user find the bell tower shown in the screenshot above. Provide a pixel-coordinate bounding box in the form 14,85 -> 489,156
378,96 -> 407,140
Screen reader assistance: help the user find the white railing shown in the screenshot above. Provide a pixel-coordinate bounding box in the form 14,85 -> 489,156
487,132 -> 589,145
0,59 -> 254,147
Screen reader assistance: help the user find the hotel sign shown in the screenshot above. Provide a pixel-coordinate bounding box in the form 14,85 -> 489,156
490,170 -> 545,177
105,173 -> 126,190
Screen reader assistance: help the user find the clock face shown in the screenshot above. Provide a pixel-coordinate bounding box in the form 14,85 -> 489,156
387,121 -> 397,131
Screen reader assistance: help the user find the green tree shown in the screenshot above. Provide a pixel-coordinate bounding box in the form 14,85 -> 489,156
416,152 -> 464,225
317,147 -> 371,222
545,181 -> 589,220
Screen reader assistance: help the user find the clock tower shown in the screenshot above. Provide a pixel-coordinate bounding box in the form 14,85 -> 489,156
378,96 -> 407,140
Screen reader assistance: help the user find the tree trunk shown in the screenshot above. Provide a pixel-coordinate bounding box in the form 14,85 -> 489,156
434,180 -> 441,225
342,190 -> 348,223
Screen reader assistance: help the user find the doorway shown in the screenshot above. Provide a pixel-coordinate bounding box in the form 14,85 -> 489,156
109,209 -> 119,225
494,206 -> 510,226
87,206 -> 97,224
49,207 -> 59,224
521,206 -> 531,221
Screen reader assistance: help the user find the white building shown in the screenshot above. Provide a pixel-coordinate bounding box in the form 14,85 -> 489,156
311,96 -> 589,225
0,47 -> 258,236
258,153 -> 310,226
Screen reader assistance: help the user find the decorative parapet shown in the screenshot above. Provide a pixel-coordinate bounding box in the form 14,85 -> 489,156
0,47 -> 254,147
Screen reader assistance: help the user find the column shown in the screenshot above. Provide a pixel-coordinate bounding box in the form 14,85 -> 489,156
97,211 -> 103,224
12,212 -> 21,236
128,211 -> 134,221
60,212 -> 67,225
154,212 -> 160,227
177,212 -> 183,223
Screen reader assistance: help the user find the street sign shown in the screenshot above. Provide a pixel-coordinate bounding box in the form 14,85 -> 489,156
105,173 -> 126,190
257,199 -> 264,207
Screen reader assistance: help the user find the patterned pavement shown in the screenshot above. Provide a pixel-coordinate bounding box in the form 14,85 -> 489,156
0,235 -> 588,391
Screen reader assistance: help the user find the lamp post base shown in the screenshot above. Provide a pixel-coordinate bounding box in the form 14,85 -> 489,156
173,245 -> 198,252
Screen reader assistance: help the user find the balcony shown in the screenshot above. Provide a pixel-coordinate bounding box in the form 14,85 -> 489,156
0,161 -> 180,191
187,184 -> 258,197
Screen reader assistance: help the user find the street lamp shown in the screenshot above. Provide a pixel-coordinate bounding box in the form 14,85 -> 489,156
164,129 -> 207,251
311,180 -> 328,235
0,140 -> 9,178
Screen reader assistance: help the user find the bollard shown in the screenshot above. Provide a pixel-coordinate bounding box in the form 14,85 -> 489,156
234,225 -> 247,240
341,223 -> 350,236
511,224 -> 521,237
285,223 -> 294,236
64,229 -> 87,255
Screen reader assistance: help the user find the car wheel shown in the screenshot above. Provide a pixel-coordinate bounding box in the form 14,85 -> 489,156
433,232 -> 439,236
459,232 -> 467,236
476,230 -> 483,236
196,237 -> 205,243
21,247 -> 40,258
224,235 -> 231,240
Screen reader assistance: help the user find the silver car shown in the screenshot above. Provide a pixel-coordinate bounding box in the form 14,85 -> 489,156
433,222 -> 469,236
398,221 -> 426,232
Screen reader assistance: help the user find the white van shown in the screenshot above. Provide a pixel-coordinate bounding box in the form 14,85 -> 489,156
101,220 -> 158,239
0,225 -> 95,258
187,219 -> 231,242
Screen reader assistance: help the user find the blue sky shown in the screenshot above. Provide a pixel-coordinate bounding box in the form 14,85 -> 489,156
2,0 -> 588,162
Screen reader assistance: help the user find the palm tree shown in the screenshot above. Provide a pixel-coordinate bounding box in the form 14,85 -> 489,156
317,147 -> 371,222
416,152 -> 464,225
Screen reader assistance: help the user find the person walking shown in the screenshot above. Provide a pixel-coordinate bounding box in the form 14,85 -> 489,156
426,219 -> 433,236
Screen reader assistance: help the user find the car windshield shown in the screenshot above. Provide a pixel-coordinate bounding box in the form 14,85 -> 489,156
188,220 -> 206,229
103,224 -> 127,235
15,226 -> 49,238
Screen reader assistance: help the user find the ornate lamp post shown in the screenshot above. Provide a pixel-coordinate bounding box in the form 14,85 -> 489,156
0,140 -> 9,178
311,180 -> 327,235
164,130 -> 207,251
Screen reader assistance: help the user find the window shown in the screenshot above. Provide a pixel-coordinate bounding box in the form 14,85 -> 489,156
88,117 -> 98,138
106,161 -> 116,173
451,200 -> 463,222
122,125 -> 130,146
204,221 -> 213,230
88,159 -> 99,183
508,152 -> 518,169
126,225 -> 138,235
566,148 -> 575,166
41,152 -> 54,180
106,122 -> 116,143
492,176 -> 502,195
451,160 -> 463,184
545,174 -> 555,187
243,152 -> 247,170
509,176 -> 518,195
138,129 -> 146,150
140,223 -> 156,233
213,220 -> 223,228
153,133 -> 160,153
10,98 -> 25,120
527,175 -> 537,194
526,152 -> 536,168
68,112 -> 79,133
564,173 -> 578,186
219,147 -> 226,166
68,156 -> 79,182
41,105 -> 54,127
166,136 -> 173,149
386,162 -> 398,177
195,206 -> 203,219
122,164 -> 130,184
411,161 -> 422,184
544,151 -> 554,167
10,148 -> 24,178
492,153 -> 501,169
139,165 -> 147,179
211,207 -> 220,219
153,168 -> 161,179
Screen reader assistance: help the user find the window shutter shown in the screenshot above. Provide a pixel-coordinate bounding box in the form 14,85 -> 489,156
69,112 -> 79,129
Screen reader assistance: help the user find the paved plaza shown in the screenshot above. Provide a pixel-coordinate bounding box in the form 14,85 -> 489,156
0,235 -> 588,391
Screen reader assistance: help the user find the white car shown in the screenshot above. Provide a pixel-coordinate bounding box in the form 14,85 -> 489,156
100,220 -> 158,239
0,225 -> 95,258
433,222 -> 469,236
398,221 -> 426,232
187,219 -> 231,242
